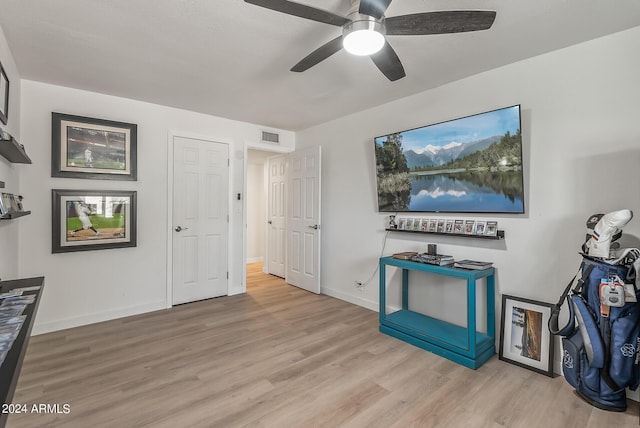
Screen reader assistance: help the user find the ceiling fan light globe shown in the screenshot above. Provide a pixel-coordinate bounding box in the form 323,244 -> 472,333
342,17 -> 385,56
343,29 -> 385,56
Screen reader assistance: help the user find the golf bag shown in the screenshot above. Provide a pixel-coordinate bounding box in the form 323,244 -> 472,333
549,256 -> 640,411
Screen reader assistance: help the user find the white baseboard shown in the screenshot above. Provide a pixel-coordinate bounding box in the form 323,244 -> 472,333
228,286 -> 245,296
321,285 -> 379,312
246,257 -> 264,264
32,300 -> 166,335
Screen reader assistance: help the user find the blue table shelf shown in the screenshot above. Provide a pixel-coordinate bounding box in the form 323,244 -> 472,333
379,257 -> 496,369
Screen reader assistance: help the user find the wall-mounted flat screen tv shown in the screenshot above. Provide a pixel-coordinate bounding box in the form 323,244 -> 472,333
374,105 -> 524,213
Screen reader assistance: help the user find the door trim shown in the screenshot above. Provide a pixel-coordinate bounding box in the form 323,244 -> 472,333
242,143 -> 293,294
166,130 -> 234,309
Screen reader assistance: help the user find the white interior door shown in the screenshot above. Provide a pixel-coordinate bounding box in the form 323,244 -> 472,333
172,136 -> 229,304
286,146 -> 321,294
267,155 -> 286,278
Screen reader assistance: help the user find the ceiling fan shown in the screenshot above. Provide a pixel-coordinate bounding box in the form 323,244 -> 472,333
244,0 -> 496,81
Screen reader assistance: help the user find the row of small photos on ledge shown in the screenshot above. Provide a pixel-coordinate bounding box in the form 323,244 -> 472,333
0,192 -> 24,217
390,216 -> 499,237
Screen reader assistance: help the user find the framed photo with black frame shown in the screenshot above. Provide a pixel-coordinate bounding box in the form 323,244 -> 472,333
52,189 -> 137,253
0,61 -> 9,125
51,112 -> 137,180
499,294 -> 555,377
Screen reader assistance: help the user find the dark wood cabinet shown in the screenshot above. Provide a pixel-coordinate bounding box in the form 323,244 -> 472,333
0,277 -> 44,427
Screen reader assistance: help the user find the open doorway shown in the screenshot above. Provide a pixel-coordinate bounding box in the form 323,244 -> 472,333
244,146 -> 322,294
246,149 -> 268,271
246,148 -> 283,289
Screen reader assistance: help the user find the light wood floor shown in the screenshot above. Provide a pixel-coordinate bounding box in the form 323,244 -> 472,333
7,263 -> 639,427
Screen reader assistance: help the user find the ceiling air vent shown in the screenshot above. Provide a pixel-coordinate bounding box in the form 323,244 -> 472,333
261,131 -> 280,144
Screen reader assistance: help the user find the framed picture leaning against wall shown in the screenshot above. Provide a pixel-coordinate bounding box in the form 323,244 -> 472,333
499,294 -> 554,377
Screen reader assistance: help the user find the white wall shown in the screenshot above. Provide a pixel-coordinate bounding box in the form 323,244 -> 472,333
0,25 -> 22,280
296,26 -> 640,371
18,80 -> 294,334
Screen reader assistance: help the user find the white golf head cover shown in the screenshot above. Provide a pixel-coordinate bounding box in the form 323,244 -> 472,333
587,209 -> 633,258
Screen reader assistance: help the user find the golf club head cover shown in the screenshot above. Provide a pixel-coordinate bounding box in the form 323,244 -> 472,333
587,209 -> 633,258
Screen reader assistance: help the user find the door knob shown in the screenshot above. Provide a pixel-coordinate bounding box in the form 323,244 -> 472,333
268,220 -> 273,224
174,226 -> 189,232
308,224 -> 319,230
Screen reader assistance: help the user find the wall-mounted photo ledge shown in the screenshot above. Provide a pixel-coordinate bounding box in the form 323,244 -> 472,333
0,211 -> 31,220
0,135 -> 32,164
385,228 -> 505,240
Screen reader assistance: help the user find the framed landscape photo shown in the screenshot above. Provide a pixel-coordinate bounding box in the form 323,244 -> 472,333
52,189 -> 137,253
51,112 -> 137,180
0,61 -> 8,125
499,294 -> 554,377
374,105 -> 524,214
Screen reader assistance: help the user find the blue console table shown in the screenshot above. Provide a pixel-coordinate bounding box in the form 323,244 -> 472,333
379,257 -> 495,369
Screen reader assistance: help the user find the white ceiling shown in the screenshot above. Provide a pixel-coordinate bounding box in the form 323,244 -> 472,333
1,0 -> 639,131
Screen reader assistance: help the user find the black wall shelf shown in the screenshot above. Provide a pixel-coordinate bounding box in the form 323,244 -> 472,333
386,228 -> 505,240
0,211 -> 31,220
0,136 -> 31,164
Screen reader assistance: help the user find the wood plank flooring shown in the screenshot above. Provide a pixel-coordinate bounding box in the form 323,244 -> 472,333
7,263 -> 640,427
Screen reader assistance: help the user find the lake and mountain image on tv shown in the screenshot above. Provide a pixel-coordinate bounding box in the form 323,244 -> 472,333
374,105 -> 525,213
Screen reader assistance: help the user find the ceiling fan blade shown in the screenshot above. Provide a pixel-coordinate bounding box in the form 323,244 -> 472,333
370,42 -> 406,81
291,36 -> 344,72
244,0 -> 349,27
385,11 -> 497,36
359,0 -> 393,19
